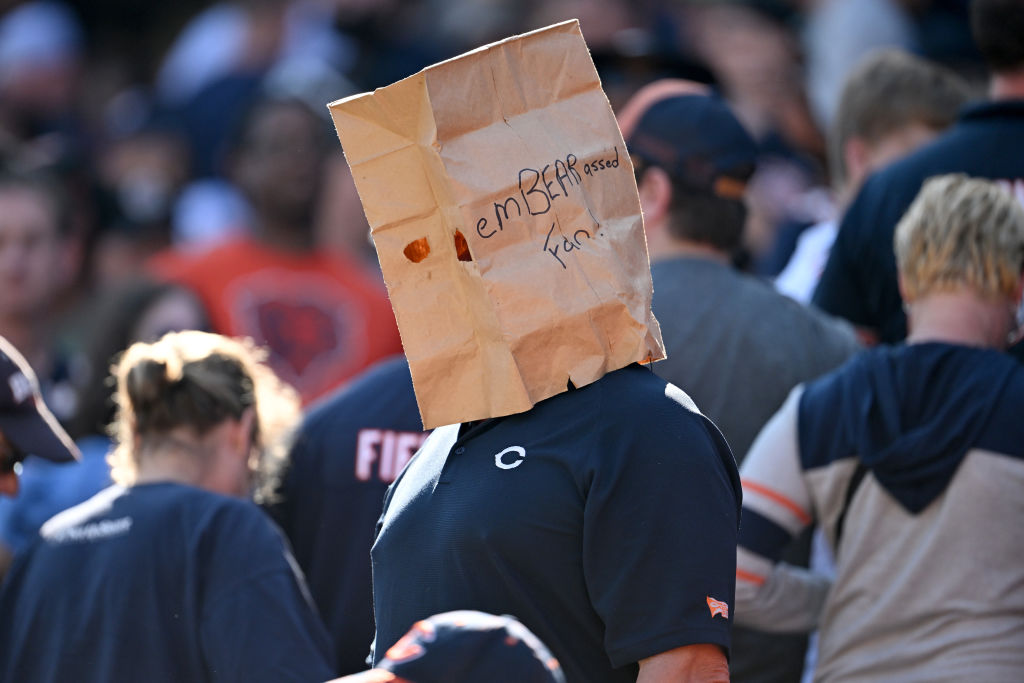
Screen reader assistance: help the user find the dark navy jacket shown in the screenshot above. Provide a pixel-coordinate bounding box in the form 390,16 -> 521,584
371,364 -> 741,683
813,99 -> 1024,349
0,483 -> 334,683
270,356 -> 428,674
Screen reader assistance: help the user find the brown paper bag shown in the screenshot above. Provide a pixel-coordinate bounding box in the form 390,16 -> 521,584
329,19 -> 664,429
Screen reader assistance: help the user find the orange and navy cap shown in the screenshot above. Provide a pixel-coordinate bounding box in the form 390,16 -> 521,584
626,92 -> 757,200
335,611 -> 565,683
0,336 -> 79,464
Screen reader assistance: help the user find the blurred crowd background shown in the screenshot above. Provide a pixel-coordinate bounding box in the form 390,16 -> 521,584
0,0 -> 988,571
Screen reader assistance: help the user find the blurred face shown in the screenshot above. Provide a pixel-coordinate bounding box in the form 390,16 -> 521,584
0,186 -> 63,319
235,103 -> 326,226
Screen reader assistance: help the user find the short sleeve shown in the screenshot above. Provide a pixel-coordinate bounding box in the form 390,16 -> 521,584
582,382 -> 740,668
198,503 -> 335,682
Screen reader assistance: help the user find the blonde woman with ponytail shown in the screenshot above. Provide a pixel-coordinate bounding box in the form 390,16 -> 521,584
0,331 -> 335,682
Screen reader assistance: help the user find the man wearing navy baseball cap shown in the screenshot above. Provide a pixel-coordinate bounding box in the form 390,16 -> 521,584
624,86 -> 859,683
331,611 -> 565,683
0,336 -> 79,498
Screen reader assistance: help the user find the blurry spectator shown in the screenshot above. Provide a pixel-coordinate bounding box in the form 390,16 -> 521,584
70,279 -> 208,439
329,610 -> 565,683
269,355 -> 429,674
685,3 -> 815,151
0,1 -> 83,148
627,86 -> 860,470
813,0 -> 1024,348
328,0 -> 450,90
771,52 -> 969,680
151,97 -> 402,404
625,86 -> 860,683
776,50 -> 970,304
0,335 -> 79,578
314,150 -> 376,267
0,280 -> 208,579
0,330 -> 334,681
803,0 -> 918,129
0,168 -> 81,423
91,110 -> 192,286
156,1 -> 276,107
682,3 -> 829,271
157,0 -> 350,108
736,174 -> 1024,681
160,0 -> 353,181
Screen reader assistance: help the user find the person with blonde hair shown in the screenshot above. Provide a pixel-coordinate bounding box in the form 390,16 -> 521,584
814,0 -> 1024,349
734,174 -> 1024,681
0,331 -> 335,682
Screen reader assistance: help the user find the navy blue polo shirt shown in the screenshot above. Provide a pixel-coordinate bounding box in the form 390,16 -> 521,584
371,364 -> 740,683
0,483 -> 335,683
813,99 -> 1024,344
269,355 -> 429,674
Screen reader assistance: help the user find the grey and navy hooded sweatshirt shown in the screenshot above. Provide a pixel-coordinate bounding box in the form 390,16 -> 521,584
734,342 -> 1024,682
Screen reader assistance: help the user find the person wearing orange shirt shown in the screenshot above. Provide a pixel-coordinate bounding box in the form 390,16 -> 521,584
152,97 -> 402,404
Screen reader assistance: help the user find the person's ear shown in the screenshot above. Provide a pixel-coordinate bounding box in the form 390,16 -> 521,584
637,166 -> 673,228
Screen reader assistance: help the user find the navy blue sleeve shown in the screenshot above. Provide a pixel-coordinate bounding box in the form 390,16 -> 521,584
583,381 -> 740,668
198,502 -> 336,682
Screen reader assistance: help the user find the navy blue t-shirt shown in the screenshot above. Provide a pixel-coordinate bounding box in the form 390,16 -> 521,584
0,483 -> 335,683
270,356 -> 428,674
371,364 -> 741,683
813,100 -> 1024,344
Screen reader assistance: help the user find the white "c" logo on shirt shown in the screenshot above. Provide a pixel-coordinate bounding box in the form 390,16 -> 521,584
494,446 -> 526,470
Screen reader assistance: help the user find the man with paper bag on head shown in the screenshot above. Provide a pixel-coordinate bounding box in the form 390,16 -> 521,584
330,21 -> 739,683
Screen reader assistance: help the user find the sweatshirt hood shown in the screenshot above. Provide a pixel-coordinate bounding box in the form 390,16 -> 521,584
800,343 -> 1018,513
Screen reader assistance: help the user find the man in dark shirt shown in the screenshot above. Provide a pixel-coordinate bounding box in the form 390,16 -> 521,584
623,86 -> 859,683
372,365 -> 739,683
813,0 -> 1024,346
270,356 -> 429,674
334,25 -> 741,681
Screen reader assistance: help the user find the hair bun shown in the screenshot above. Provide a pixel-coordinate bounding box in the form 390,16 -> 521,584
126,355 -> 182,411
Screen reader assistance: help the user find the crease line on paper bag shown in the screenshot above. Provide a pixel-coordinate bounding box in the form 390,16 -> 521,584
417,84 -> 532,416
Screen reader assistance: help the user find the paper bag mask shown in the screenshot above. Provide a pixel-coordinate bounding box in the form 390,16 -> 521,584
329,19 -> 665,429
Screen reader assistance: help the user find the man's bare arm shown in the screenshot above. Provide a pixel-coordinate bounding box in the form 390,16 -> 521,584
637,643 -> 729,682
